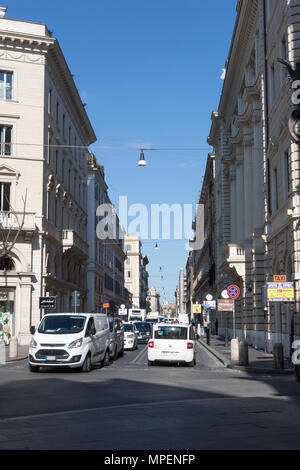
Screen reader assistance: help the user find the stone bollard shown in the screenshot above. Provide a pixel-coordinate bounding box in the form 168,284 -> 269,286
231,338 -> 239,364
9,337 -> 18,359
239,341 -> 249,366
0,340 -> 5,365
273,343 -> 284,370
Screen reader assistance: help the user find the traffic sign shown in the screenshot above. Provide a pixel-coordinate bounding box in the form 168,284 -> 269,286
71,290 -> 80,308
221,290 -> 229,299
273,275 -> 287,282
218,299 -> 234,312
192,304 -> 201,314
39,296 -> 56,309
227,285 -> 240,299
103,303 -> 110,309
267,282 -> 295,302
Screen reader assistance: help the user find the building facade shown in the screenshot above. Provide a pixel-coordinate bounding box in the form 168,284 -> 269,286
124,235 -> 149,309
205,0 -> 300,356
86,154 -> 128,314
147,286 -> 160,313
0,10 -> 96,345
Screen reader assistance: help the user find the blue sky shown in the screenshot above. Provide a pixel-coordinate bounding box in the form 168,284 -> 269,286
6,0 -> 237,303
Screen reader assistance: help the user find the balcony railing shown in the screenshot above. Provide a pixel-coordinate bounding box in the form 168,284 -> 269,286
60,229 -> 89,257
0,211 -> 35,231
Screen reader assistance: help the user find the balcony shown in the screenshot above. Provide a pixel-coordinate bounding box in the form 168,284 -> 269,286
224,244 -> 250,278
60,230 -> 89,259
0,211 -> 36,232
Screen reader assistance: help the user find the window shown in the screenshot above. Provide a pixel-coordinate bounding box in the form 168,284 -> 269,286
0,125 -> 12,156
125,244 -> 132,251
126,270 -> 132,279
273,167 -> 279,212
0,256 -> 15,271
126,258 -> 131,265
266,0 -> 274,21
0,71 -> 13,100
0,182 -> 11,211
62,114 -> 65,137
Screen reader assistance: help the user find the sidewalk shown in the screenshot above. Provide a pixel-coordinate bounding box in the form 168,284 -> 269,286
198,334 -> 295,375
4,344 -> 28,363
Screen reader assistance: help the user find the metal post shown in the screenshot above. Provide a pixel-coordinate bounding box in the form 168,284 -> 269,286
233,300 -> 236,339
225,312 -> 229,347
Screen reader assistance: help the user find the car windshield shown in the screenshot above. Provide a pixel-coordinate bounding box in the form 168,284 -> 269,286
154,326 -> 188,340
38,315 -> 86,335
134,322 -> 151,332
124,324 -> 134,332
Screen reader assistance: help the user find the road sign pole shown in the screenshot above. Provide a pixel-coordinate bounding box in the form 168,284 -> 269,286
233,300 -> 236,339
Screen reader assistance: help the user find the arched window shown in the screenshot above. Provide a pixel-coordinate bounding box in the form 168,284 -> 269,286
0,256 -> 15,271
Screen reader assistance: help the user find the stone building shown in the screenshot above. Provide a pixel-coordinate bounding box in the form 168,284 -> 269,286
86,154 -> 128,314
206,0 -> 300,356
0,9 -> 96,344
124,235 -> 149,309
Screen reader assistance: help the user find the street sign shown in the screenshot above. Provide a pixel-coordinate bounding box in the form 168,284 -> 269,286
273,275 -> 287,282
103,303 -> 110,309
39,296 -> 56,309
71,291 -> 80,308
218,299 -> 234,312
192,304 -> 202,314
266,282 -> 295,302
118,308 -> 127,316
221,290 -> 229,299
120,304 -> 126,309
203,300 -> 216,310
227,285 -> 240,299
206,294 -> 213,301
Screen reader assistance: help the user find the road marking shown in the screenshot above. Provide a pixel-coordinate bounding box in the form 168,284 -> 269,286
130,345 -> 147,364
0,395 -> 292,424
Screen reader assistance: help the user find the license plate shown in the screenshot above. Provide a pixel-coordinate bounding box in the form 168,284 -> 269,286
45,356 -> 56,361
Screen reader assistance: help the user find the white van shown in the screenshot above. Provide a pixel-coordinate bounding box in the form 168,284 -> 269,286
28,313 -> 110,373
148,323 -> 196,367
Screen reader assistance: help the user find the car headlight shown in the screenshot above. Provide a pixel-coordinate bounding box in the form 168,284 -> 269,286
68,338 -> 83,349
30,338 -> 38,349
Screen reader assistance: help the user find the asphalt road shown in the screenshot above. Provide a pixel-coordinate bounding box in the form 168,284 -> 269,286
0,341 -> 300,450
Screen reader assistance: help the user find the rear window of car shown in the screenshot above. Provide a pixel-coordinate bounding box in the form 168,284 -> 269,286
154,326 -> 188,340
134,322 -> 151,332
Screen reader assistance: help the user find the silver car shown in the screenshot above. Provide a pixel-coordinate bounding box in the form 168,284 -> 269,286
108,317 -> 125,360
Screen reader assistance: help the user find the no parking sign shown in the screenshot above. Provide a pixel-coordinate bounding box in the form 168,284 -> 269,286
227,285 -> 240,299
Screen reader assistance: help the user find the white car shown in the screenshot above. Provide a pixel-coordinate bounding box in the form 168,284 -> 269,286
147,323 -> 196,367
123,322 -> 138,350
28,313 -> 111,373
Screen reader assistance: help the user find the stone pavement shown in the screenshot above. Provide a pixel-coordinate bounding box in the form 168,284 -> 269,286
198,334 -> 295,375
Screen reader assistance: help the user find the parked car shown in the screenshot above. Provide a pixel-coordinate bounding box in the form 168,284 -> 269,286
133,321 -> 152,343
147,323 -> 196,367
28,313 -> 111,373
108,317 -> 125,360
123,322 -> 138,350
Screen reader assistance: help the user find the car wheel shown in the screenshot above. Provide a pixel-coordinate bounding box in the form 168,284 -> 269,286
148,360 -> 154,366
81,353 -> 92,372
119,347 -> 124,358
187,359 -> 195,367
102,349 -> 110,367
113,346 -> 118,361
29,364 -> 40,373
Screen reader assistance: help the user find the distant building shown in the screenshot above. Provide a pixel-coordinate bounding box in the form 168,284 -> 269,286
147,287 -> 160,313
124,235 -> 149,308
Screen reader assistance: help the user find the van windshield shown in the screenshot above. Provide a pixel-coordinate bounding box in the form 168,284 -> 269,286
154,326 -> 188,340
38,315 -> 87,335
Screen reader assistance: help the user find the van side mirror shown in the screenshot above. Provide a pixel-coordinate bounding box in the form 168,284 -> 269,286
30,326 -> 36,335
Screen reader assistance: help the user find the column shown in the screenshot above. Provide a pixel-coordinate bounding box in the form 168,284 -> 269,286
18,282 -> 32,346
235,150 -> 245,244
243,129 -> 254,241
